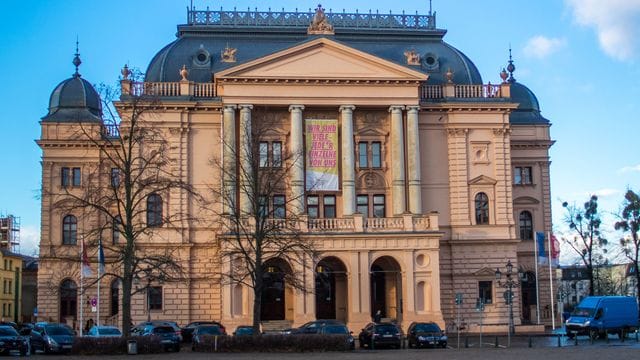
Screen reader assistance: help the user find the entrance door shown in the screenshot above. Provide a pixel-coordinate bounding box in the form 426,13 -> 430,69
520,272 -> 537,324
260,265 -> 285,320
315,271 -> 336,319
370,265 -> 387,317
59,279 -> 78,323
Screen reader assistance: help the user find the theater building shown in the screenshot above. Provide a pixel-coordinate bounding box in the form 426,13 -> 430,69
37,5 -> 555,332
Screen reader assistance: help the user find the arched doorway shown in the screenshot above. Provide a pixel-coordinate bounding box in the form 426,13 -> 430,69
59,279 -> 78,323
315,257 -> 348,322
520,271 -> 537,324
260,258 -> 292,321
370,256 -> 402,322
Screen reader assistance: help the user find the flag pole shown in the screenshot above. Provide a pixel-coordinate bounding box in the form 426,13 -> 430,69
97,255 -> 101,327
534,233 -> 540,324
548,231 -> 556,329
80,236 -> 84,336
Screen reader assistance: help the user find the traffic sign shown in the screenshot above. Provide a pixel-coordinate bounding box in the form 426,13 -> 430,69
90,297 -> 97,307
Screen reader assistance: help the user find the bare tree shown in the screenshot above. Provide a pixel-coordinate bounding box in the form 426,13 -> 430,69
210,108 -> 318,332
614,189 -> 640,303
52,72 -> 196,336
561,195 -> 608,296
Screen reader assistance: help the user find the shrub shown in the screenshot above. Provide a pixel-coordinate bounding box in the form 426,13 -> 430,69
193,334 -> 353,353
71,336 -> 164,355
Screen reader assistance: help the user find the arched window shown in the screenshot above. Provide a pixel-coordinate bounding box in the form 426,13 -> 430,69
475,193 -> 489,225
519,211 -> 533,240
146,194 -> 163,227
110,279 -> 121,316
62,215 -> 77,245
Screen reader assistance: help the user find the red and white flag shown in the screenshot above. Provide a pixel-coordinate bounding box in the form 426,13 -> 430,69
550,234 -> 560,267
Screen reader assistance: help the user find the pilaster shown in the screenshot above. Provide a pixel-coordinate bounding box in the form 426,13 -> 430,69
239,104 -> 253,215
339,105 -> 356,216
389,105 -> 406,215
406,106 -> 422,215
289,105 -> 305,215
222,105 -> 237,215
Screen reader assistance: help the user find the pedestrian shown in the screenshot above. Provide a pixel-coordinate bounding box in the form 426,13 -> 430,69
374,310 -> 381,323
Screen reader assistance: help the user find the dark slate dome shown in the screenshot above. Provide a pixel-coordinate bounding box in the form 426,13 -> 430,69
506,56 -> 549,124
42,52 -> 102,123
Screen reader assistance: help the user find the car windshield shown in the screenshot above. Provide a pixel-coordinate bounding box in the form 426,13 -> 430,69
153,327 -> 174,334
0,327 -> 18,336
572,307 -> 595,317
46,326 -> 73,335
413,324 -> 441,333
235,327 -> 253,335
323,325 -> 349,334
99,328 -> 121,335
375,325 -> 398,333
197,326 -> 221,335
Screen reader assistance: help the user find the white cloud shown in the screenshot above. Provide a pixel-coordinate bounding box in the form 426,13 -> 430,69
523,36 -> 566,59
589,188 -> 620,198
619,164 -> 640,173
566,0 -> 640,61
18,225 -> 40,256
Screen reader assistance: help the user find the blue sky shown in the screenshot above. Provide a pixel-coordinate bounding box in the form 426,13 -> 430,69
0,0 -> 639,260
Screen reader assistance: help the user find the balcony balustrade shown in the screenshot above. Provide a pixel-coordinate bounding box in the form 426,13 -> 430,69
421,83 -> 508,100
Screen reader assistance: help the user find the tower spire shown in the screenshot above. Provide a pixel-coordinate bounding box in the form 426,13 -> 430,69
429,0 -> 433,16
506,44 -> 516,83
73,37 -> 82,77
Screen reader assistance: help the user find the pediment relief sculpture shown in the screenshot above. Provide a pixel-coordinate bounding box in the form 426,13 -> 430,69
359,171 -> 387,189
308,4 -> 335,35
404,49 -> 421,65
221,45 -> 237,63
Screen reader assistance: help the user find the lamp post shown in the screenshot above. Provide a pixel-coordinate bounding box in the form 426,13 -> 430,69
495,260 -> 520,343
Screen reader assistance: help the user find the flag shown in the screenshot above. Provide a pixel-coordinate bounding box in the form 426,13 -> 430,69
550,234 -> 560,267
81,238 -> 92,277
98,237 -> 105,274
536,232 -> 547,265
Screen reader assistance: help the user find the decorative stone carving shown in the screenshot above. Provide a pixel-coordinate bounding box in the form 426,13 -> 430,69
359,171 -> 386,190
307,4 -> 334,35
121,64 -> 130,80
404,49 -> 421,65
471,142 -> 490,164
221,44 -> 237,63
179,65 -> 189,81
446,128 -> 467,137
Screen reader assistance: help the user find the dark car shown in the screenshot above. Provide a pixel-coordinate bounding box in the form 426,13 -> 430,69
286,319 -> 344,334
232,325 -> 255,336
407,322 -> 447,348
358,322 -> 402,349
134,321 -> 183,342
191,325 -> 224,351
0,326 -> 28,356
181,321 -> 226,342
320,324 -> 355,350
135,325 -> 180,352
29,323 -> 75,354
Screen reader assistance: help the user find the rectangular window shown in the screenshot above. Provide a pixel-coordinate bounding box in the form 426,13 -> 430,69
371,142 -> 382,168
8,281 -> 11,294
61,167 -> 70,187
272,142 -> 282,167
357,195 -> 369,217
479,281 -> 493,304
147,286 -> 163,311
259,142 -> 269,167
72,167 -> 81,186
112,216 -> 121,244
373,195 -> 385,218
258,196 -> 268,218
111,168 -> 121,188
514,166 -> 532,185
7,303 -> 10,316
323,195 -> 336,219
273,195 -> 286,219
358,142 -> 368,168
307,196 -> 319,219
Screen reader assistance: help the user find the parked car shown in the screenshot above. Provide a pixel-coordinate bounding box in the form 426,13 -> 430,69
134,325 -> 180,352
407,322 -> 447,348
133,321 -> 183,342
0,325 -> 29,356
285,319 -> 345,334
358,322 -> 402,349
566,296 -> 640,339
191,325 -> 225,351
232,325 -> 255,336
86,325 -> 122,337
181,321 -> 226,342
29,323 -> 75,354
319,324 -> 355,350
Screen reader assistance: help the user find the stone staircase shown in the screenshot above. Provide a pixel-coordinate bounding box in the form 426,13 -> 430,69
261,320 -> 293,334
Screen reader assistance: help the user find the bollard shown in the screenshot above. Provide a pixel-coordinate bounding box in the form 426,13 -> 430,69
464,336 -> 469,348
371,336 -> 375,350
590,333 -> 594,345
557,334 -> 561,347
636,330 -> 639,343
528,336 -> 532,348
494,336 -> 499,348
574,333 -> 578,346
606,332 -> 610,344
621,330 -> 625,343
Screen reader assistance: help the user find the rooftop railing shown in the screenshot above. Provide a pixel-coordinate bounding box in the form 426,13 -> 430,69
187,7 -> 436,30
122,81 -> 217,98
421,83 -> 509,100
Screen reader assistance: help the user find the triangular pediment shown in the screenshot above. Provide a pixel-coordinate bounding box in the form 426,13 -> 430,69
217,37 -> 428,81
473,267 -> 497,277
468,175 -> 497,186
358,128 -> 388,137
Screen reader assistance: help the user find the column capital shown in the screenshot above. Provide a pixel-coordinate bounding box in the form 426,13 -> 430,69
238,104 -> 253,111
406,105 -> 420,113
223,104 -> 237,111
388,105 -> 405,113
339,105 -> 356,113
288,104 -> 305,112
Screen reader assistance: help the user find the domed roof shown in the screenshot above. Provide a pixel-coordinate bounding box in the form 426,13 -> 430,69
42,51 -> 102,123
505,56 -> 549,124
145,23 -> 482,85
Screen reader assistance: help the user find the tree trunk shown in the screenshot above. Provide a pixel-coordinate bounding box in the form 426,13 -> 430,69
252,273 -> 263,333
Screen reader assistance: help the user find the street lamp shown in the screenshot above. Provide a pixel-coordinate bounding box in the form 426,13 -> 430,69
495,260 -> 520,339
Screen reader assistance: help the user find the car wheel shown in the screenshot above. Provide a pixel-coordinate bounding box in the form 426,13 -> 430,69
175,344 -> 180,352
442,342 -> 447,349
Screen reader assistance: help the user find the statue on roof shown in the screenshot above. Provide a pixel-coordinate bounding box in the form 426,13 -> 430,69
308,4 -> 334,35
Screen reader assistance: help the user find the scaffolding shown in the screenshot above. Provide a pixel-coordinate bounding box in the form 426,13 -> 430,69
0,214 -> 20,252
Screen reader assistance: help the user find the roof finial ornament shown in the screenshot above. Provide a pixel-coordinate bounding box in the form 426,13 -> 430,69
308,4 -> 334,35
429,0 -> 433,16
507,45 -> 516,83
72,37 -> 82,77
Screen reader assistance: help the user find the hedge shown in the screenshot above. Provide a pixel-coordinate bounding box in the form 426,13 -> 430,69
71,336 -> 164,355
193,334 -> 353,352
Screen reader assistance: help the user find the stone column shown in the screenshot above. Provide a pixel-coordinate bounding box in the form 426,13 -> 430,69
339,105 -> 356,216
239,104 -> 253,215
389,105 -> 406,215
406,106 -> 422,215
222,105 -> 237,215
289,105 -> 305,215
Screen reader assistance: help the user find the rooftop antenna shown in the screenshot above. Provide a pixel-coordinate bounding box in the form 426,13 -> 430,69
73,36 -> 82,77
429,0 -> 433,16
